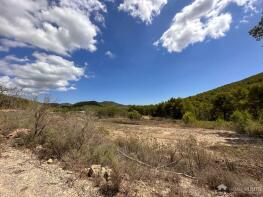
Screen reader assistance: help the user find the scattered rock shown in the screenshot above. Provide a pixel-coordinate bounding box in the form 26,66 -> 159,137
47,159 -> 53,164
88,165 -> 112,181
160,188 -> 170,196
35,145 -> 43,152
7,129 -> 30,139
0,145 -> 100,196
88,165 -> 102,177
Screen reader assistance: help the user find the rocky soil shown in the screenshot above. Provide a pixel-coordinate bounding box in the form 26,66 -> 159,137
0,144 -> 100,197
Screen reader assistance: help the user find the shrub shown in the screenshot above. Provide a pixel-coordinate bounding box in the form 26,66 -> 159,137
198,167 -> 237,191
245,121 -> 263,136
230,110 -> 263,135
0,110 -> 33,136
176,136 -> 211,175
182,112 -> 196,125
230,111 -> 251,133
97,106 -> 128,118
128,110 -> 142,120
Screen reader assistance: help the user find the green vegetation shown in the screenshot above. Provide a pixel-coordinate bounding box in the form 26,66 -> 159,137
182,112 -> 196,125
52,100 -> 129,118
130,73 -> 263,135
230,110 -> 251,133
250,15 -> 263,41
128,110 -> 142,120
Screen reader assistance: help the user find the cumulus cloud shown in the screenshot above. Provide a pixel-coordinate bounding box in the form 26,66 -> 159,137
0,0 -> 106,93
118,0 -> 168,24
105,50 -> 115,59
155,0 -> 260,53
0,53 -> 85,93
0,0 -> 106,55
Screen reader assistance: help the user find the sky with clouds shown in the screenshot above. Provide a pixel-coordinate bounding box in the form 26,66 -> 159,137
0,0 -> 262,104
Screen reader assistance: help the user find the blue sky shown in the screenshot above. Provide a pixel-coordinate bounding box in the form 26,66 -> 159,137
0,0 -> 262,104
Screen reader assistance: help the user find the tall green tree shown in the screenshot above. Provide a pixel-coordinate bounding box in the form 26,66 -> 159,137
211,93 -> 235,120
248,85 -> 263,118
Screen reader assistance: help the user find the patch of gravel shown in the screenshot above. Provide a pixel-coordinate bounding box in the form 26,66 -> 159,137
0,145 -> 100,197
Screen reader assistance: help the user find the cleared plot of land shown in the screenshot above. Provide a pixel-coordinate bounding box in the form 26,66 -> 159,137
101,119 -> 263,147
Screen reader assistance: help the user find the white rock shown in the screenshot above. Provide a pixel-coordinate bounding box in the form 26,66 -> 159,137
47,159 -> 53,164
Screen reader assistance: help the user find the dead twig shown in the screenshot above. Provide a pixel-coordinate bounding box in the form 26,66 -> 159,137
117,149 -> 196,180
117,149 -> 152,168
155,157 -> 182,170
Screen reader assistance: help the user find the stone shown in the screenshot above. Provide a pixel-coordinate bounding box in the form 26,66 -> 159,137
88,165 -> 102,177
7,129 -> 30,139
47,159 -> 53,164
87,165 -> 112,181
104,167 -> 112,181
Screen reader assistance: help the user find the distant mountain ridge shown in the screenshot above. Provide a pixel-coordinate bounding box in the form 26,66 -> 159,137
53,100 -> 126,108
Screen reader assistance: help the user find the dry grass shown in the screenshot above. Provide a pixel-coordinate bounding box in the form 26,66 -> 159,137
1,108 -> 263,196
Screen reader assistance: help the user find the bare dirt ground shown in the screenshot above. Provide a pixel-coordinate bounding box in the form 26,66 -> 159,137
0,144 -> 100,197
101,119 -> 263,147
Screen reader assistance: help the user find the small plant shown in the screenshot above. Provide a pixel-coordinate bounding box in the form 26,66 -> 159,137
33,103 -> 49,138
182,112 -> 196,125
128,110 -> 142,120
198,167 -> 236,191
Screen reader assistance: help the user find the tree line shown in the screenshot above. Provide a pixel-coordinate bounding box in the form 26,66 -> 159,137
129,73 -> 263,122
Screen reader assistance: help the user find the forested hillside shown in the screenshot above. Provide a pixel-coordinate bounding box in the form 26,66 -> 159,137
130,73 -> 263,121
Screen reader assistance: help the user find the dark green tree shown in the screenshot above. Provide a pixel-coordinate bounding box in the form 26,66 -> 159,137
249,16 -> 263,41
211,93 -> 235,120
248,85 -> 263,118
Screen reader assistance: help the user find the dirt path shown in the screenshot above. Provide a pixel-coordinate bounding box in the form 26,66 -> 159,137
0,145 -> 100,197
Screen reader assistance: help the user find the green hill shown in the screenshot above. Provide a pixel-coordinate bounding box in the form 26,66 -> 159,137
130,73 -> 263,121
190,72 -> 263,101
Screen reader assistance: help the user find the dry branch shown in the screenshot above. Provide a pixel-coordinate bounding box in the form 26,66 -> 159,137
117,149 -> 196,180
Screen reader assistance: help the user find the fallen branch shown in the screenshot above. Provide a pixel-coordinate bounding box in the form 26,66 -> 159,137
117,149 -> 152,168
117,149 -> 196,180
155,157 -> 182,170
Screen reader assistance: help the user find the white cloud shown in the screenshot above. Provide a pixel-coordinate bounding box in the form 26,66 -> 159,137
155,0 -> 260,53
118,0 -> 168,24
0,39 -> 32,52
0,53 -> 85,93
0,0 -> 106,55
105,50 -> 115,59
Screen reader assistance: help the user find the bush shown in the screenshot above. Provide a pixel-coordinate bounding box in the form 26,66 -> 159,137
128,110 -> 142,120
182,112 -> 196,125
97,106 -> 128,118
17,113 -> 117,168
230,111 -> 251,133
198,167 -> 237,191
245,121 -> 263,136
230,110 -> 263,135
